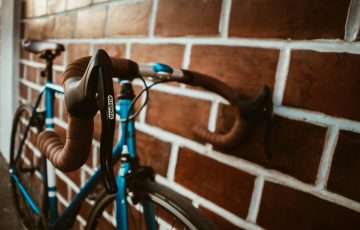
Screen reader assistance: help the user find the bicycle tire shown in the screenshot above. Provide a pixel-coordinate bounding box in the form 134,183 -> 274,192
86,180 -> 215,230
9,103 -> 48,229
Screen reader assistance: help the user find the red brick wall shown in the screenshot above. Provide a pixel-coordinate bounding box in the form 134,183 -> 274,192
19,0 -> 360,229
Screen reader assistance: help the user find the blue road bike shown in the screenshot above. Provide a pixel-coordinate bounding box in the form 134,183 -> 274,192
9,40 -> 272,229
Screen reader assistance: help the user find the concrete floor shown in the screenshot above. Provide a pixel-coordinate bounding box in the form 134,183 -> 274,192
0,153 -> 20,229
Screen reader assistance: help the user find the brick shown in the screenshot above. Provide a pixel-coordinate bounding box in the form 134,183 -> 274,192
175,148 -> 255,217
199,206 -> 242,230
30,88 -> 41,105
26,66 -> 37,83
19,82 -> 28,100
327,131 -> 360,202
284,51 -> 360,121
217,112 -> 326,183
131,44 -> 185,68
93,44 -> 126,59
146,90 -> 211,139
136,131 -> 171,176
64,169 -> 81,187
66,0 -> 91,10
53,71 -> 63,85
229,0 -> 350,39
53,52 -> 65,66
48,0 -> 66,14
33,0 -> 47,17
155,0 -> 222,36
258,182 -> 360,229
20,43 -> 29,59
106,1 -> 151,36
75,7 -> 106,38
19,64 -> 25,79
54,13 -> 76,38
53,96 -> 60,118
67,43 -> 90,63
190,46 -> 278,97
25,17 -> 54,40
56,175 -> 68,198
23,0 -> 34,18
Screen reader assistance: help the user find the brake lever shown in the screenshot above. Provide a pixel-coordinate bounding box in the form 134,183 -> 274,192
97,66 -> 118,194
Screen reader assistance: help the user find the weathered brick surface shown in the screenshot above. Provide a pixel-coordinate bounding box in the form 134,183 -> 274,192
131,44 -> 185,68
136,131 -> 171,176
67,43 -> 90,62
33,0 -> 47,17
93,44 -> 126,58
284,50 -> 360,121
258,182 -> 360,229
229,0 -> 350,39
190,45 -> 278,97
48,0 -> 66,14
75,7 -> 106,38
17,1 -> 360,229
327,131 -> 360,202
106,1 -> 151,36
155,0 -> 222,36
25,17 -> 54,40
216,111 -> 327,183
54,13 -> 76,39
146,90 -> 211,139
175,148 -> 255,217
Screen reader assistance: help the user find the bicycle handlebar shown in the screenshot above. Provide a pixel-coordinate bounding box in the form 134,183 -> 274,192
37,50 -> 273,195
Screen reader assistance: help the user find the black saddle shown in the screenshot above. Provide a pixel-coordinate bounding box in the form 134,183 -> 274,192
22,39 -> 65,58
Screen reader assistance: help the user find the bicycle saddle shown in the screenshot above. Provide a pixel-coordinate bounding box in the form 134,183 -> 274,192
22,39 -> 65,56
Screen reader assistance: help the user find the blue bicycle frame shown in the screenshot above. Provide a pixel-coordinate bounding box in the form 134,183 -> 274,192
10,80 -> 157,229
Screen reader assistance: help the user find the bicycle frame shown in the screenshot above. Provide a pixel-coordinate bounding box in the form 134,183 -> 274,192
9,80 -> 156,229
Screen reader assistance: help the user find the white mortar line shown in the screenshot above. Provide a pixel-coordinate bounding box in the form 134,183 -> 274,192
208,149 -> 360,212
265,172 -> 360,212
55,169 -> 80,193
103,5 -> 110,38
208,99 -> 220,132
315,126 -> 339,190
46,37 -> 360,53
182,43 -> 192,69
166,143 -> 179,182
219,0 -> 232,38
23,64 -> 28,80
21,0 -> 147,22
135,122 -> 207,154
57,193 -> 69,206
273,47 -> 290,105
19,78 -> 43,91
246,176 -> 265,223
20,59 -> 66,71
155,175 -> 264,230
67,185 -> 72,202
125,42 -> 132,59
274,106 -> 360,133
54,117 -> 68,129
148,0 -> 158,37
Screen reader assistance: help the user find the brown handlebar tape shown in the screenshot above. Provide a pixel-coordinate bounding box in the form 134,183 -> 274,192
37,115 -> 93,172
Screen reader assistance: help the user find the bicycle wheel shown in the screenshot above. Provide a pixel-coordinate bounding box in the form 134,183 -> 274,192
9,103 -> 48,229
86,180 -> 215,230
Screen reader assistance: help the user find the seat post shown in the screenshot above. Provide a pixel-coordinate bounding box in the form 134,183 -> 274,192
40,50 -> 55,82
